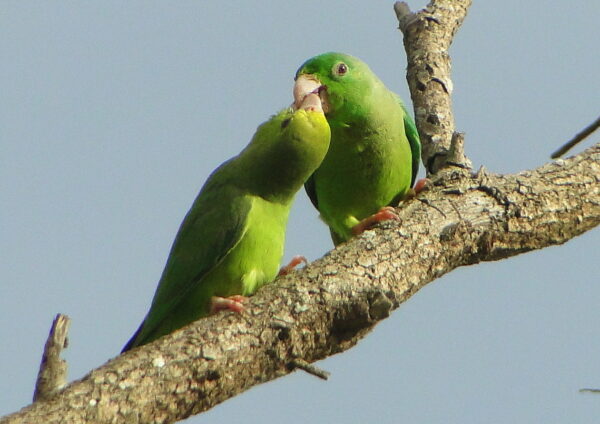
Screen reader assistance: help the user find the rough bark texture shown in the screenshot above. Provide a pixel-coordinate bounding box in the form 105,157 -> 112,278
395,0 -> 473,174
3,143 -> 599,424
2,1 -> 599,423
33,314 -> 71,402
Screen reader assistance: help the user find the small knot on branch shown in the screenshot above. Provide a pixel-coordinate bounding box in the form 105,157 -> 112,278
394,2 -> 419,32
446,132 -> 473,170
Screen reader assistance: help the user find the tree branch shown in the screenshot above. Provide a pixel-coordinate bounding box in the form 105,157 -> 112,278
2,1 -> 598,423
3,142 -> 599,424
395,0 -> 473,174
33,314 -> 71,402
551,115 -> 600,159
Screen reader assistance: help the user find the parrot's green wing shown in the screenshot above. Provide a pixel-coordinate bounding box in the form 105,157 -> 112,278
400,100 -> 421,186
304,174 -> 346,245
122,172 -> 251,351
304,173 -> 319,210
122,105 -> 331,351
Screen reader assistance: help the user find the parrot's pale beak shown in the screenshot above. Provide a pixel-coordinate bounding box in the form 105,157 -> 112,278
293,74 -> 329,113
297,92 -> 323,113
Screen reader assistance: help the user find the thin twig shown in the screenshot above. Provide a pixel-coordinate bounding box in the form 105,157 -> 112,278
580,388 -> 600,394
551,115 -> 600,158
33,314 -> 71,402
290,359 -> 330,380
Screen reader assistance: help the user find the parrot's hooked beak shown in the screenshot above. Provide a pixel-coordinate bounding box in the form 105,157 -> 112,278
293,74 -> 329,113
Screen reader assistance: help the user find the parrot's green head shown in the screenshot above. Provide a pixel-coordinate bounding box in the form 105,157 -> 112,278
235,94 -> 330,202
293,52 -> 381,124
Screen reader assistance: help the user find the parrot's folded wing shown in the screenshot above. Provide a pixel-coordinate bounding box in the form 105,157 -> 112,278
122,177 -> 251,351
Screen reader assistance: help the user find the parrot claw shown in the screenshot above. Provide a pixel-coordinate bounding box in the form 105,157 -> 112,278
209,295 -> 246,315
352,207 -> 399,236
403,178 -> 432,200
413,178 -> 431,194
278,255 -> 308,276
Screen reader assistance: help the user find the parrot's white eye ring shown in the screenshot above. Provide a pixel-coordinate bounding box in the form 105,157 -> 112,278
333,62 -> 348,76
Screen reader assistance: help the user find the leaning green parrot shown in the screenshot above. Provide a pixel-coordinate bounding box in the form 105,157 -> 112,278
293,52 -> 421,245
122,92 -> 330,352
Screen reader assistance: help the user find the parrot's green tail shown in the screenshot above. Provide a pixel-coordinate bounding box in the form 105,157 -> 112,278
121,321 -> 144,352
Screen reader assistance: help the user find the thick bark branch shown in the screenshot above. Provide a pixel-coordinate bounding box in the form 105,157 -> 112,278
395,0 -> 473,174
3,143 -> 599,424
3,1 -> 599,423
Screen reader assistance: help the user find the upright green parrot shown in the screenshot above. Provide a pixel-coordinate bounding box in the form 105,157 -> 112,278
293,52 -> 421,245
122,92 -> 330,352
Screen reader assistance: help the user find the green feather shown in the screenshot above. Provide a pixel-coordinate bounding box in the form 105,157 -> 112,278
296,52 -> 421,244
122,107 -> 330,351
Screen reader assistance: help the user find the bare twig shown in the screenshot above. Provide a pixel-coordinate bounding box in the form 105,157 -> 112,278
290,359 -> 330,380
580,388 -> 600,394
551,115 -> 600,158
33,314 -> 71,402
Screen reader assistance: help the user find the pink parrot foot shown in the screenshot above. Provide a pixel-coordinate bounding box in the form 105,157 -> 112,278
351,206 -> 400,236
404,178 -> 432,200
413,178 -> 431,194
278,255 -> 308,276
209,295 -> 246,315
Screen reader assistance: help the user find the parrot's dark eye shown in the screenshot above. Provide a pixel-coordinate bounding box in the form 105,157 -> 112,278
333,62 -> 348,76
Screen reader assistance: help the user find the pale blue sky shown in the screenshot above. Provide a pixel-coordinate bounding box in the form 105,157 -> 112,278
1,1 -> 599,423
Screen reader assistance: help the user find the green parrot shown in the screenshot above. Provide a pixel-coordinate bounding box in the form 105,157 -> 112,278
122,92 -> 330,352
293,52 -> 421,245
